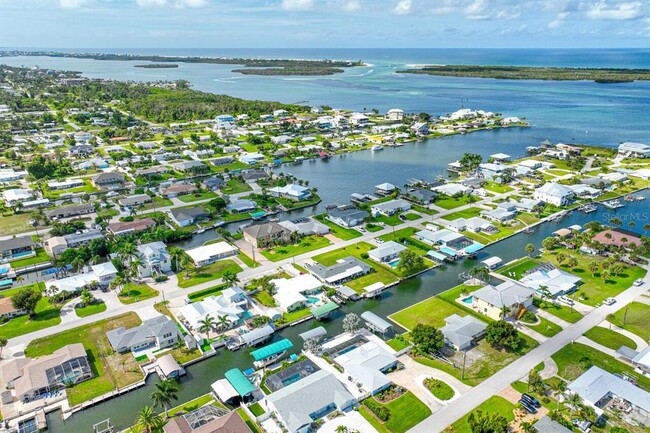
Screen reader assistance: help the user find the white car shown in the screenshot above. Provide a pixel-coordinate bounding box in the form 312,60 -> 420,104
603,297 -> 616,306
633,279 -> 644,287
558,296 -> 574,306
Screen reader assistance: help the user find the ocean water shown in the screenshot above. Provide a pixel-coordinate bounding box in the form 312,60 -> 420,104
2,48 -> 649,146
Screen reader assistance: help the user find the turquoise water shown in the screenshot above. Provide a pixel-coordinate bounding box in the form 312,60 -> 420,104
307,297 -> 319,304
462,296 -> 474,305
12,251 -> 34,259
281,373 -> 302,387
388,259 -> 401,269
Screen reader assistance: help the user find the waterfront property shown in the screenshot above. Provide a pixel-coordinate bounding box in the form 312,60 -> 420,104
533,182 -> 574,206
268,183 -> 312,201
106,315 -> 179,354
368,241 -> 407,264
186,242 -> 238,267
167,207 -> 209,227
179,286 -> 249,331
471,280 -> 536,320
520,265 -> 582,297
272,274 -> 322,313
242,222 -> 293,248
333,338 -> 398,395
327,207 -> 370,228
162,407 -> 252,433
618,141 -> 650,158
306,256 -> 372,286
107,218 -> 156,236
0,235 -> 35,262
440,314 -> 487,350
134,241 -> 172,278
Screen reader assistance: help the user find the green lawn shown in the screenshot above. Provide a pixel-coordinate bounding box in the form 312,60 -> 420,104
9,248 -> 51,268
254,290 -> 276,307
435,195 -> 472,210
584,326 -> 637,350
390,295 -> 479,330
237,252 -> 259,268
222,179 -> 251,194
314,214 -> 362,240
610,302 -> 650,341
441,207 -> 483,221
448,396 -> 515,433
386,336 -> 411,351
118,282 -> 159,304
359,392 -> 431,433
373,214 -> 403,226
542,248 -> 647,305
187,284 -> 226,302
237,408 -> 262,433
177,191 -> 218,203
483,182 -> 514,194
178,259 -> 243,288
141,196 -> 173,210
525,315 -> 563,337
412,204 -> 438,215
248,402 -> 266,417
378,227 -> 418,242
277,308 -> 311,325
553,343 -> 650,392
534,299 -> 583,323
25,313 -> 144,406
498,257 -> 539,280
424,378 -> 455,400
0,282 -> 61,339
403,213 -> 421,221
0,213 -> 46,236
261,236 -> 332,262
75,302 -> 107,318
168,394 -> 214,416
516,212 -> 540,225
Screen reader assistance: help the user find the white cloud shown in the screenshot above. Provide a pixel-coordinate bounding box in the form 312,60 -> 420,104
339,0 -> 361,12
548,11 -> 569,28
137,0 -> 168,6
281,0 -> 314,11
465,0 -> 490,20
175,0 -> 208,8
586,1 -> 643,20
59,0 -> 87,8
394,0 -> 411,15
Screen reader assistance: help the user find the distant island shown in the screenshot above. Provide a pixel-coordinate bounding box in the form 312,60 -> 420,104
134,63 -> 179,69
0,50 -> 364,76
398,65 -> 650,83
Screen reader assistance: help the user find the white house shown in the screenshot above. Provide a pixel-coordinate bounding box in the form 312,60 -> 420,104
2,188 -> 33,204
186,242 -> 238,267
271,274 -> 322,313
239,153 -> 265,165
350,113 -> 370,127
533,182 -> 574,206
135,242 -> 172,278
521,267 -> 581,297
371,199 -> 411,217
368,241 -> 407,264
386,108 -> 404,121
618,142 -> 650,158
179,287 -> 248,331
268,184 -> 312,201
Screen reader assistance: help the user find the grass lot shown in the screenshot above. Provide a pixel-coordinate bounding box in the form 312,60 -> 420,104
386,337 -> 411,351
483,182 -> 514,194
553,343 -> 650,392
314,214 -> 362,240
118,282 -> 159,304
278,308 -> 311,324
498,257 -> 539,280
187,284 -> 226,302
441,207 -> 483,221
177,191 -> 218,203
378,227 -> 418,242
249,402 -> 265,417
543,248 -> 647,305
525,315 -> 563,337
0,212 -> 45,236
359,392 -> 431,433
373,214 -> 403,226
141,196 -> 173,210
610,302 -> 650,341
222,179 -> 251,194
237,252 -> 259,268
460,223 -> 520,245
390,295 -> 478,330
237,408 -> 262,433
167,394 -> 213,416
25,313 -> 144,406
435,195 -> 472,210
424,378 -> 455,400
0,282 -> 61,339
516,212 -> 540,225
9,248 -> 51,268
448,396 -> 515,433
584,326 -> 637,350
412,204 -> 438,215
254,290 -> 276,307
177,259 -> 243,288
312,242 -> 399,294
534,299 -> 583,323
261,236 -> 332,262
403,213 -> 421,221
75,302 -> 107,317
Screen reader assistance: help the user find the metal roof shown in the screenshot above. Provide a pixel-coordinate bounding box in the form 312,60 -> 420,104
224,368 -> 256,397
360,311 -> 392,333
299,327 -> 327,341
310,302 -> 338,318
250,339 -> 293,361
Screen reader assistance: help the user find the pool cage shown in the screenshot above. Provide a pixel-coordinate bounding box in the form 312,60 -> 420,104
44,356 -> 93,391
183,405 -> 229,429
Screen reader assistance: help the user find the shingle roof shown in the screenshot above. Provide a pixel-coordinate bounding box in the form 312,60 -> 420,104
106,315 -> 177,351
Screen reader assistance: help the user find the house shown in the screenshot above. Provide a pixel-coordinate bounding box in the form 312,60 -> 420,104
411,122 -> 429,136
375,182 -> 397,196
186,242 -> 238,267
239,153 -> 265,165
108,218 -> 156,236
135,241 -> 172,278
92,172 -> 125,189
618,142 -> 650,158
118,194 -> 152,208
350,113 -> 370,127
481,207 -> 516,223
68,144 -> 94,157
45,203 -> 95,221
264,370 -> 356,433
107,315 -> 179,354
334,339 -> 398,394
371,199 -> 411,217
446,217 -> 496,234
210,156 -> 235,166
307,256 -> 372,286
202,176 -> 226,191
327,207 -> 369,228
472,280 -> 536,320
180,287 -> 248,331
242,223 -> 292,249
416,229 -> 459,246
226,199 -> 257,214
0,236 -> 35,262
173,160 -> 208,173
440,314 -> 487,350
592,229 -> 642,249
162,183 -> 198,198
90,262 -> 118,286
268,184 -> 312,201
433,183 -> 470,196
569,184 -> 601,199
407,188 -> 437,204
271,135 -> 292,145
241,170 -> 269,182
533,183 -> 574,206
272,274 -> 322,313
0,297 -> 25,321
63,229 -> 104,248
0,344 -> 93,402
2,188 -> 33,204
521,267 -> 582,297
278,217 -> 330,236
386,108 -> 404,121
368,241 -> 407,264
479,163 -> 509,182
490,153 -> 511,162
47,179 -> 84,190
163,407 -> 252,433
567,366 -> 650,422
167,207 -> 208,227
533,416 -> 572,433
45,273 -> 100,295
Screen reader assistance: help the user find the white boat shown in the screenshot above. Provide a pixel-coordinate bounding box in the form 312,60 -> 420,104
602,199 -> 624,209
371,145 -> 384,151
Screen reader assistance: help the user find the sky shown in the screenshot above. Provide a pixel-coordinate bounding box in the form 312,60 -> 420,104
0,0 -> 649,49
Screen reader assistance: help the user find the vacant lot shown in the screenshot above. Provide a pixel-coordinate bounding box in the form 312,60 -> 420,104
610,301 -> 650,341
261,236 -> 332,262
178,259 -> 243,288
448,396 -> 515,433
0,282 -> 61,339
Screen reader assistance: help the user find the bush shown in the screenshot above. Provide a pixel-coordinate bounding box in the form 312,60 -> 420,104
154,275 -> 168,282
365,399 -> 391,422
520,310 -> 537,323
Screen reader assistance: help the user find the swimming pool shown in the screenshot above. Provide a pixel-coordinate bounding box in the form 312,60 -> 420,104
388,259 -> 401,268
462,296 -> 474,304
281,373 -> 303,387
307,296 -> 319,304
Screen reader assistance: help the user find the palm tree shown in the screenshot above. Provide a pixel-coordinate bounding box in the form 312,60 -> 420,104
588,261 -> 599,277
150,379 -> 179,419
71,257 -> 85,273
520,421 -> 535,433
129,258 -> 143,281
198,314 -> 215,341
180,254 -> 193,279
567,392 -> 582,417
601,269 -> 611,282
168,248 -> 186,272
643,223 -> 650,235
550,379 -> 567,410
222,270 -> 240,288
80,288 -> 93,306
216,315 -> 231,334
134,405 -> 163,433
335,426 -> 349,433
109,275 -> 125,293
0,336 -> 7,359
500,306 -> 511,320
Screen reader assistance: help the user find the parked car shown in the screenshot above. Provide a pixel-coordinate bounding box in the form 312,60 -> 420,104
521,393 -> 541,408
558,296 -> 574,306
633,278 -> 644,286
519,399 -> 537,414
603,297 -> 616,306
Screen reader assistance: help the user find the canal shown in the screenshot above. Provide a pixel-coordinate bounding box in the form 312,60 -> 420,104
48,190 -> 650,432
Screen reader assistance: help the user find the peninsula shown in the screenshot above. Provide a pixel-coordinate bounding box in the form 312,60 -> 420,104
398,64 -> 650,83
134,63 -> 179,69
0,50 -> 364,76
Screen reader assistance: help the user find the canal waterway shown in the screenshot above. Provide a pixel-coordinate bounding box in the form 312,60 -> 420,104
47,187 -> 650,433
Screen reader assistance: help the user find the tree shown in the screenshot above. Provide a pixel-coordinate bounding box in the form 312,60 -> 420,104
180,254 -> 193,279
520,421 -> 536,433
459,153 -> 483,174
588,261 -> 599,276
567,392 -> 583,418
216,315 -> 231,334
485,320 -> 521,352
303,337 -> 322,353
542,237 -> 559,250
410,324 -> 444,355
134,405 -> 163,433
198,314 -> 215,341
527,369 -> 544,393
150,379 -> 179,418
524,243 -> 535,257
601,269 -> 611,282
549,379 -> 567,410
556,252 -> 567,265
342,313 -> 362,334
643,224 -> 650,235
467,410 -> 508,433
80,288 -> 93,306
222,270 -> 240,288
566,256 -> 578,269
396,249 -> 424,274
469,266 -> 489,282
335,426 -> 349,433
500,305 -> 511,320
11,288 -> 42,316
0,336 -> 7,359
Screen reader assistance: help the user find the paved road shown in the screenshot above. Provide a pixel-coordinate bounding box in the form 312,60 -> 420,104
408,267 -> 650,433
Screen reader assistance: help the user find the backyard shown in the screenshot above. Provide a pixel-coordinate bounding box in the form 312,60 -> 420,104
9,248 -> 51,268
25,313 -> 145,406
177,259 -> 243,288
498,257 -> 539,280
441,207 -> 483,221
261,235 -> 332,262
177,191 -> 218,203
435,195 -> 473,210
359,391 -> 431,433
0,282 -> 61,339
